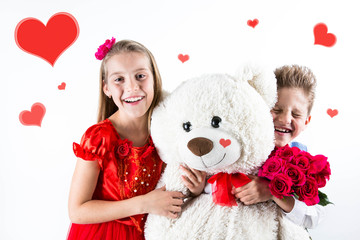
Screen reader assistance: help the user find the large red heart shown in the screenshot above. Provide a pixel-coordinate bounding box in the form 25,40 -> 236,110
15,12 -> 79,66
19,103 -> 46,127
314,23 -> 336,47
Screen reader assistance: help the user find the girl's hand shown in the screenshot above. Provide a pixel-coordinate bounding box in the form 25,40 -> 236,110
231,175 -> 273,205
143,186 -> 185,219
180,165 -> 207,197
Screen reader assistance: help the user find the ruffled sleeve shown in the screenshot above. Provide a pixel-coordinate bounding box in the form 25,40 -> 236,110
73,122 -> 113,168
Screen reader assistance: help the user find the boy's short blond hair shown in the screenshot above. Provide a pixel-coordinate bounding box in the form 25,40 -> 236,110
274,65 -> 317,115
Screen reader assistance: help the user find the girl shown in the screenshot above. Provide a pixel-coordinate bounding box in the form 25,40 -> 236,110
67,38 -> 204,240
232,65 -> 326,229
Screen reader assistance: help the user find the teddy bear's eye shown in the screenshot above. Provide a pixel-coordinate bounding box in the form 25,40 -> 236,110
183,121 -> 192,132
211,116 -> 222,128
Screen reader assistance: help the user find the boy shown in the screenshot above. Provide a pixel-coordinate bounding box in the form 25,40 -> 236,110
232,65 -> 325,229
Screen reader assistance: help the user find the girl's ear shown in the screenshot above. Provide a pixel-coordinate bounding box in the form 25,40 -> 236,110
103,81 -> 111,98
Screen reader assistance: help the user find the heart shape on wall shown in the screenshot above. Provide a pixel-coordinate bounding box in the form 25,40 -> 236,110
178,54 -> 189,63
15,12 -> 79,66
327,108 -> 338,118
314,23 -> 336,47
247,19 -> 259,28
19,103 -> 46,127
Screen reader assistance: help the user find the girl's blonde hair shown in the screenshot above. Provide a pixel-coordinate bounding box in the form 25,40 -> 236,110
97,39 -> 162,130
274,65 -> 317,115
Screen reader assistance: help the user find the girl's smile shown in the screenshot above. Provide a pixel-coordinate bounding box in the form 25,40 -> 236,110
103,52 -> 154,121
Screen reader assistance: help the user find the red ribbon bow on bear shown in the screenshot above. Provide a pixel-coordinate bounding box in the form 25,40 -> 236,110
207,172 -> 251,206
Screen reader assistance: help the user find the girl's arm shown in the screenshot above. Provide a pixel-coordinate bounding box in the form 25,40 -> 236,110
68,158 -> 185,224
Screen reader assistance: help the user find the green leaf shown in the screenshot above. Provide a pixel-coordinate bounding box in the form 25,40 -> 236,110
318,190 -> 333,206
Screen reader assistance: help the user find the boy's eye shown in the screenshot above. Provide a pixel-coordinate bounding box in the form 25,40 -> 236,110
272,109 -> 281,113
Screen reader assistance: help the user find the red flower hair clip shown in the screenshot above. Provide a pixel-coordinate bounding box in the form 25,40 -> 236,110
95,37 -> 116,60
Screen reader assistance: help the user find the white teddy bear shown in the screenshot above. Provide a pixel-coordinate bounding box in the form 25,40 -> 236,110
145,65 -> 310,240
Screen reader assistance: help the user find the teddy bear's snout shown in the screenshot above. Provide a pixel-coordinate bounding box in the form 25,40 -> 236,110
187,137 -> 213,157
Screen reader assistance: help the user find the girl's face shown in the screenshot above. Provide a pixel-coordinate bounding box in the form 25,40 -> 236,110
271,87 -> 311,147
103,52 -> 154,121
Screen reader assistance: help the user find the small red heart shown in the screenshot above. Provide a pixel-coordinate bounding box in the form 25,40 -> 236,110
58,82 -> 66,90
314,23 -> 336,47
178,54 -> 189,63
19,103 -> 46,127
327,108 -> 338,118
219,139 -> 231,148
247,19 -> 259,28
15,12 -> 79,66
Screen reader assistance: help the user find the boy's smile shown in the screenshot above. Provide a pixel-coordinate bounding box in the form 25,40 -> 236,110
271,87 -> 311,147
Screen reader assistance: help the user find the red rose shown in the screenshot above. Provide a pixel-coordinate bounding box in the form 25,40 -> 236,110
291,152 -> 311,172
296,177 -> 319,206
283,163 -> 306,186
259,156 -> 285,180
314,161 -> 331,188
269,173 -> 293,199
277,145 -> 298,161
308,154 -> 328,175
116,140 -> 132,157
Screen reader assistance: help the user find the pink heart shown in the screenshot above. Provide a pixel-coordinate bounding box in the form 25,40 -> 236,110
19,103 -> 46,127
247,19 -> 259,28
58,82 -> 66,90
219,139 -> 231,148
178,54 -> 189,63
327,108 -> 338,118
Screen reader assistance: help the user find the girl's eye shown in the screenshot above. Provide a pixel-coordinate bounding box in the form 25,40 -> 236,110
136,74 -> 146,80
211,116 -> 222,128
115,77 -> 124,82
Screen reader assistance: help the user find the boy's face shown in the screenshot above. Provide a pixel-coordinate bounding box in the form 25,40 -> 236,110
271,87 -> 311,147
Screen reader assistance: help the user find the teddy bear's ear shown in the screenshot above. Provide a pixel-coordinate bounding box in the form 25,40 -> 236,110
234,64 -> 277,108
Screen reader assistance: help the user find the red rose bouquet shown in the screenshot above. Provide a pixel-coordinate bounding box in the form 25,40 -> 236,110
258,145 -> 331,206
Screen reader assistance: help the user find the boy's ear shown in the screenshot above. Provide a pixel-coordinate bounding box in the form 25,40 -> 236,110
305,115 -> 311,125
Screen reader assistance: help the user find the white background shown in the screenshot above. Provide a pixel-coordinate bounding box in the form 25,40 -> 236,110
1,0 -> 359,239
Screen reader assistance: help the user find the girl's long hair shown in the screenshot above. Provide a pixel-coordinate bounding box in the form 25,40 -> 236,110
97,40 -> 162,131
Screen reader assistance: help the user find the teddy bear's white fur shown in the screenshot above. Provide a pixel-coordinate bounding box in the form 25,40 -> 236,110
145,65 -> 310,240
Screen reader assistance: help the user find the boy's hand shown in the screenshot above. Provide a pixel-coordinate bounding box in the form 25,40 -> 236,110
232,175 -> 273,205
180,165 -> 207,197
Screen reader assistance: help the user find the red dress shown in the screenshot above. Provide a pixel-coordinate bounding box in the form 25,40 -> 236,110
67,119 -> 163,240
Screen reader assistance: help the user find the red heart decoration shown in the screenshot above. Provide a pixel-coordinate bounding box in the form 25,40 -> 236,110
247,19 -> 259,28
15,12 -> 79,66
19,103 -> 46,127
58,82 -> 66,90
314,23 -> 336,47
178,54 -> 189,63
219,139 -> 231,148
327,108 -> 338,118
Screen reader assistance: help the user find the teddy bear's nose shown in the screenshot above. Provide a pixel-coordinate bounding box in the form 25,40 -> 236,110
187,137 -> 213,157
